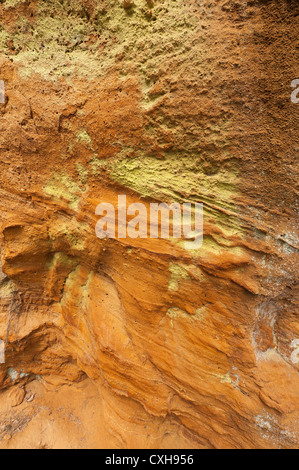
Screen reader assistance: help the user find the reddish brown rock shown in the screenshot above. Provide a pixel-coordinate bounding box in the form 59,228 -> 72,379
0,0 -> 298,449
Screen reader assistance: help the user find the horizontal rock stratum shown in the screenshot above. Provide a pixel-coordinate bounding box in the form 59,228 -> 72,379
0,0 -> 298,449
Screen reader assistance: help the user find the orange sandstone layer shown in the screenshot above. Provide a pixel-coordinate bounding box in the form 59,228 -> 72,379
0,0 -> 298,449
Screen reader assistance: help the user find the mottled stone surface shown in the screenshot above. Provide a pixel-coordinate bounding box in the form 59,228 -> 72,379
0,0 -> 298,448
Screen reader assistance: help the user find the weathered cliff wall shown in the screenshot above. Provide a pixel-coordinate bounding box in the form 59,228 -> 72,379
0,0 -> 298,448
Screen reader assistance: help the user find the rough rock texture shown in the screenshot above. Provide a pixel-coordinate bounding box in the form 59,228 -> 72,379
0,0 -> 298,449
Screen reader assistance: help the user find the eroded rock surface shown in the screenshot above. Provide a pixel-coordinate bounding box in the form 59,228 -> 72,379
0,0 -> 298,449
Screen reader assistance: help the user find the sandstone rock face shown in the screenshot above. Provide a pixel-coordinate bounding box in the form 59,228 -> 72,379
0,0 -> 298,449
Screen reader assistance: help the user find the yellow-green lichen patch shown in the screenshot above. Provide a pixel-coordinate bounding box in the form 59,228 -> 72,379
76,130 -> 93,150
0,0 -> 200,80
168,262 -> 190,291
63,265 -> 80,291
76,163 -> 89,185
166,306 -> 196,327
177,234 -> 229,253
61,221 -> 89,252
171,233 -> 249,263
58,264 -> 81,308
47,218 -> 90,252
2,0 -> 25,9
0,279 -> 16,297
0,25 -> 9,49
89,156 -> 107,176
214,372 -> 232,385
43,171 -> 84,210
45,252 -> 79,300
1,1 -> 102,79
166,306 -> 208,327
108,149 -> 244,256
109,153 -> 238,210
167,306 -> 190,320
46,252 -> 77,270
59,265 -> 93,310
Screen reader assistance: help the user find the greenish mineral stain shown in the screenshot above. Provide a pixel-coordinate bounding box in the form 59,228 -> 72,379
43,171 -> 83,210
2,0 -> 25,9
46,252 -> 77,269
168,262 -> 189,291
76,130 -> 93,150
76,162 -> 89,184
89,156 -> 106,176
0,0 -> 199,80
109,153 -> 238,207
166,307 -> 194,328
